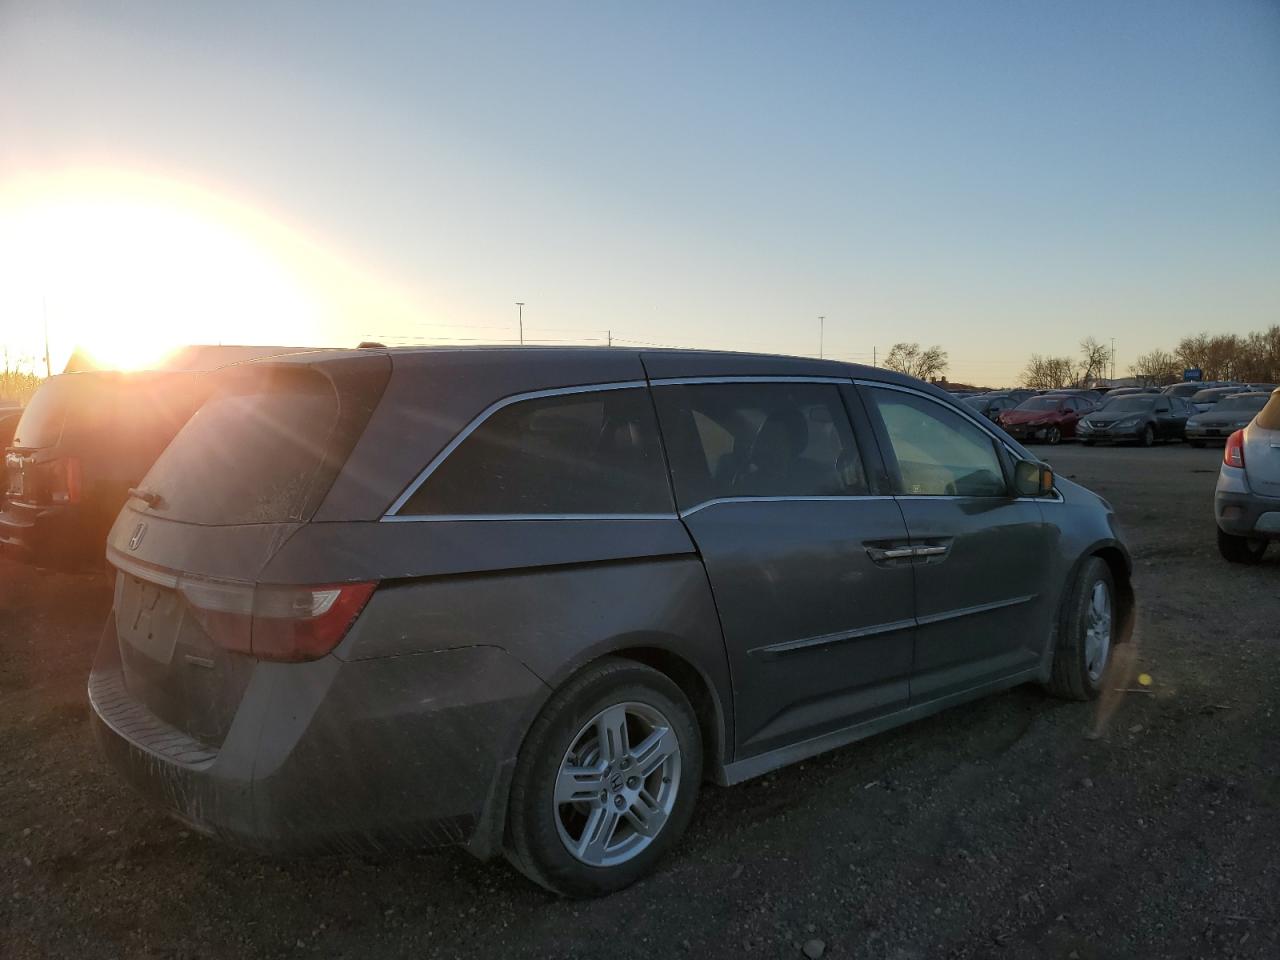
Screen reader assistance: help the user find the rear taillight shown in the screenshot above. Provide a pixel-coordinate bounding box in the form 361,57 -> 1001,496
1224,430 -> 1246,469
47,457 -> 82,504
180,577 -> 377,662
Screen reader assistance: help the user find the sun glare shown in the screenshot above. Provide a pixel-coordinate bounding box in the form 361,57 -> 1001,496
0,169 -> 426,374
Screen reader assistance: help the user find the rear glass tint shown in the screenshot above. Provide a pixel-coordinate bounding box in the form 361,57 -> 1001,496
1257,393 -> 1280,431
10,376 -> 82,448
400,387 -> 673,516
140,368 -> 345,525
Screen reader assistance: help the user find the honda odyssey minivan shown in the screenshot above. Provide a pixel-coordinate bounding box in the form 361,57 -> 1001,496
90,347 -> 1133,897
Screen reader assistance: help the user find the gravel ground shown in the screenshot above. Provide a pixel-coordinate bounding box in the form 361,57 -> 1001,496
2,444 -> 1277,959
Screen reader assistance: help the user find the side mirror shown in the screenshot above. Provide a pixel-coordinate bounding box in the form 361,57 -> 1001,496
1014,459 -> 1055,497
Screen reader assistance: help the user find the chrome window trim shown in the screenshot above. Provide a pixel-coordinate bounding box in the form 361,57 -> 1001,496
382,513 -> 680,523
650,375 -> 853,386
382,380 -> 649,519
853,378 -> 1065,499
679,495 -> 894,519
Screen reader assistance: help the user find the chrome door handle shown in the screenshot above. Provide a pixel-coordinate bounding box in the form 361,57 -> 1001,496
913,546 -> 949,558
865,545 -> 916,562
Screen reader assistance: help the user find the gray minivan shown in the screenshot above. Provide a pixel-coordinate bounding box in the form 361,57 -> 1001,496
90,347 -> 1133,896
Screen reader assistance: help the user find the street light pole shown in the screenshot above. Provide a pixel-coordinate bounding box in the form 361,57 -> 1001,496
1111,338 -> 1115,382
515,302 -> 525,346
818,316 -> 825,359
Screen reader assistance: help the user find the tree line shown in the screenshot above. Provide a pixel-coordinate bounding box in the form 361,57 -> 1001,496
1026,326 -> 1280,389
881,326 -> 1279,390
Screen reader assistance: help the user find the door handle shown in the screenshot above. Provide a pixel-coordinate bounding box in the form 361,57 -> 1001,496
913,545 -> 949,558
865,544 -> 916,563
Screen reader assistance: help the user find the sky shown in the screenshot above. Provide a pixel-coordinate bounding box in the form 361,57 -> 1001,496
1,1 -> 1278,385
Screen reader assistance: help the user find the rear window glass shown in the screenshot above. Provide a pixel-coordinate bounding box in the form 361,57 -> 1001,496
1258,393 -> 1280,431
140,369 -> 342,524
10,376 -> 82,448
400,387 -> 673,516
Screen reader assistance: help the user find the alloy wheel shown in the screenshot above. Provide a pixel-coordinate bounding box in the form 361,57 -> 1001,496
554,702 -> 682,867
1084,580 -> 1113,683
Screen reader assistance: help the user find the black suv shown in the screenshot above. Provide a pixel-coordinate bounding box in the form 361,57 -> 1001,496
2,371 -> 210,569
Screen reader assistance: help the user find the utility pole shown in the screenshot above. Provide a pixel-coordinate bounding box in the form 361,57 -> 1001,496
818,316 -> 825,359
1110,338 -> 1116,382
43,297 -> 51,377
873,346 -> 877,367
606,330 -> 612,347
515,302 -> 525,346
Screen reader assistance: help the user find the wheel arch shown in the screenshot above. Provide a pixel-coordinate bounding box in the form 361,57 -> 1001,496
473,635 -> 733,862
1039,538 -> 1135,684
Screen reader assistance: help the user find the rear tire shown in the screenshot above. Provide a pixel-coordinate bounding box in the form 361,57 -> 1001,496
1217,528 -> 1268,564
1047,558 -> 1116,702
1139,425 -> 1154,447
1046,425 -> 1062,445
505,658 -> 702,897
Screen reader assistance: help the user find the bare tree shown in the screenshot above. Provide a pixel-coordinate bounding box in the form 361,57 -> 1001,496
1129,349 -> 1181,386
883,343 -> 949,381
1078,337 -> 1113,385
1021,355 -> 1075,390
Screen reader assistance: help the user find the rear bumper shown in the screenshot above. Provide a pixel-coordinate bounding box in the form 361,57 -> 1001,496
0,500 -> 98,569
89,621 -> 548,858
1214,472 -> 1280,540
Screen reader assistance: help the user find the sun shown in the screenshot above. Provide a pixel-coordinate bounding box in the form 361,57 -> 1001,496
0,168 -> 428,375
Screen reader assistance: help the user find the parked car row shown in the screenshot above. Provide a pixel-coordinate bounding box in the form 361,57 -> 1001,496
71,346 -> 1134,897
953,384 -> 1278,448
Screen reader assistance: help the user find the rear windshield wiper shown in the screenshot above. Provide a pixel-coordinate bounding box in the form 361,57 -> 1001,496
127,487 -> 166,509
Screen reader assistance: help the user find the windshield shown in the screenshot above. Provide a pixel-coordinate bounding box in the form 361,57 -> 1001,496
1099,396 -> 1155,413
139,368 -> 345,525
1164,383 -> 1201,398
960,396 -> 988,411
1016,397 -> 1062,411
1214,394 -> 1271,412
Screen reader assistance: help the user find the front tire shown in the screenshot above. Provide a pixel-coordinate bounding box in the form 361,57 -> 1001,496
1047,558 -> 1116,701
506,658 -> 702,897
1217,528 -> 1268,564
1046,425 -> 1062,445
1138,425 -> 1154,447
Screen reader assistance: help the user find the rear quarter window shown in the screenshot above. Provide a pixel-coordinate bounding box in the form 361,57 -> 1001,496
399,387 -> 673,516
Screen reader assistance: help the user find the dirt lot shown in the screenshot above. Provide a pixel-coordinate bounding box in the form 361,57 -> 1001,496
2,445 -> 1277,959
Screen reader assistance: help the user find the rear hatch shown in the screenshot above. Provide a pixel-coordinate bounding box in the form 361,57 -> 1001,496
5,374 -> 89,506
105,354 -> 390,748
1244,392 -> 1280,498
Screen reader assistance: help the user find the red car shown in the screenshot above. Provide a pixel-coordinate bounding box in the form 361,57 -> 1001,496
997,394 -> 1094,444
